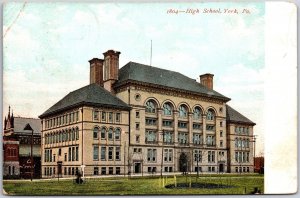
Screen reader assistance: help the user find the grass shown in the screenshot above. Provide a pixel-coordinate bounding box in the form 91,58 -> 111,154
3,174 -> 264,195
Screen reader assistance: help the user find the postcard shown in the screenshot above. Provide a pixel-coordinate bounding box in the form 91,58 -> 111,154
2,1 -> 297,195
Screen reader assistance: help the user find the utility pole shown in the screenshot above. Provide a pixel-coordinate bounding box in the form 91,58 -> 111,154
160,130 -> 164,177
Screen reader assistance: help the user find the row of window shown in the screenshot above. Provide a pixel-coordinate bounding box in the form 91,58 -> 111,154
8,166 -> 16,175
45,127 -> 79,145
44,166 -> 80,176
46,111 -> 79,129
6,148 -> 17,157
235,126 -> 250,135
94,167 -> 121,175
235,166 -> 251,173
141,120 -> 216,131
93,146 -> 121,161
93,127 -> 121,141
145,100 -> 217,121
147,149 -> 217,163
44,146 -> 79,162
144,130 -> 217,146
93,110 -> 121,123
235,138 -> 250,148
235,151 -> 250,163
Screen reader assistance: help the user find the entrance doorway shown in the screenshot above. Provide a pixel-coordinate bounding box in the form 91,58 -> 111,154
134,162 -> 141,173
219,163 -> 224,173
179,153 -> 188,173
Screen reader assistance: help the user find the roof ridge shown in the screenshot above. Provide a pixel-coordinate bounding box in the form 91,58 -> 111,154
14,116 -> 40,120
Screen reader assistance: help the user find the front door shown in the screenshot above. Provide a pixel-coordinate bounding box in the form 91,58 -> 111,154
134,162 -> 141,173
219,163 -> 224,173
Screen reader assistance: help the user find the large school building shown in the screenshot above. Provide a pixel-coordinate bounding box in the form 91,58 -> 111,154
39,49 -> 255,178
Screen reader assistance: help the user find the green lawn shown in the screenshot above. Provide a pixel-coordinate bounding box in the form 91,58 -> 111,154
3,174 -> 264,195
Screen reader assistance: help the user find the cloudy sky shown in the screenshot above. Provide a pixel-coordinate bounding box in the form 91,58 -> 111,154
3,2 -> 265,154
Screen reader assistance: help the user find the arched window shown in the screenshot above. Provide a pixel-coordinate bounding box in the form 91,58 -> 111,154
108,128 -> 113,140
115,128 -> 121,140
179,105 -> 188,118
163,103 -> 173,116
145,100 -> 156,113
206,109 -> 215,120
101,127 -> 106,139
93,127 -> 99,139
193,107 -> 202,120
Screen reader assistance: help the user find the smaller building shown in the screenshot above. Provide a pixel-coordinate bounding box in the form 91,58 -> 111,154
254,156 -> 264,174
226,105 -> 256,173
3,107 -> 42,179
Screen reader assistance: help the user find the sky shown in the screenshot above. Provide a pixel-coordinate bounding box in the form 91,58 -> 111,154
3,2 -> 265,154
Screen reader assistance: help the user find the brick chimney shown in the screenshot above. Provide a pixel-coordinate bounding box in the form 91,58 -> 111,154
200,73 -> 214,90
89,58 -> 104,86
103,50 -> 121,93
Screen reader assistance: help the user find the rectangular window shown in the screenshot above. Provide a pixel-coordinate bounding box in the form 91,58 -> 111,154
93,146 -> 99,161
178,122 -> 187,128
206,135 -> 215,146
193,123 -> 202,130
208,151 -> 215,163
70,114 -> 73,123
206,125 -> 215,131
136,123 -> 140,130
116,113 -> 121,122
164,149 -> 173,162
108,112 -> 113,122
76,111 -> 79,121
72,147 -> 75,161
94,167 -> 99,175
136,135 -> 140,143
145,130 -> 156,143
109,167 -> 113,175
163,131 -> 173,144
115,147 -> 120,161
235,152 -> 238,162
102,112 -> 106,121
101,167 -> 106,175
50,150 -> 52,162
147,149 -> 157,162
108,147 -> 113,160
94,110 -> 99,120
178,133 -> 188,144
145,118 -> 157,125
162,120 -> 172,127
101,147 -> 106,161
136,111 -> 140,118
116,167 -> 121,175
193,133 -> 202,145
194,149 -> 202,162
75,146 -> 79,161
68,147 -> 71,161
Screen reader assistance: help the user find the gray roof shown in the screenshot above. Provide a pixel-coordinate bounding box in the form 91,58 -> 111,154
115,62 -> 230,101
226,105 -> 255,125
14,117 -> 41,134
39,83 -> 131,118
